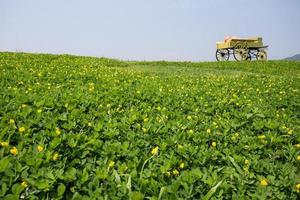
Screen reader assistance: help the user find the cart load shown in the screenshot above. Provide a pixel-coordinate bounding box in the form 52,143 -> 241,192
216,37 -> 268,61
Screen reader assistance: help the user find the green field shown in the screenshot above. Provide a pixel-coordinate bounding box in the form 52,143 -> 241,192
0,52 -> 300,199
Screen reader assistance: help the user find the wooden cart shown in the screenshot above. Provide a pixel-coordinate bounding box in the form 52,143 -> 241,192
216,37 -> 268,61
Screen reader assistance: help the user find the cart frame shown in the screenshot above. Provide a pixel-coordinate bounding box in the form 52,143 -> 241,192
216,37 -> 268,61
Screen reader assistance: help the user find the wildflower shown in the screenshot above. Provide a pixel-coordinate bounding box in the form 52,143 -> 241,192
9,119 -> 15,124
231,136 -> 237,141
108,161 -> 115,169
142,127 -> 148,133
244,159 -> 250,165
287,129 -> 293,135
55,127 -> 61,136
88,87 -> 94,92
10,147 -> 18,155
52,152 -> 59,161
179,162 -> 185,169
37,145 -> 44,152
143,118 -> 149,123
21,104 -> 27,108
37,109 -> 42,113
151,146 -> 159,156
21,181 -> 28,188
295,144 -> 300,148
260,179 -> 268,187
156,106 -> 161,111
165,171 -> 171,177
172,169 -> 179,176
88,122 -> 92,127
187,116 -> 192,121
296,183 -> 300,193
188,129 -> 194,134
18,127 -> 25,133
297,155 -> 300,161
206,129 -> 211,134
0,141 -> 9,147
211,141 -> 217,147
257,135 -> 266,139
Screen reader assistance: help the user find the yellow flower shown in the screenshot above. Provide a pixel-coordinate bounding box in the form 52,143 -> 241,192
52,153 -> 59,161
21,181 -> 28,188
296,183 -> 300,193
9,119 -> 15,124
179,162 -> 185,169
151,146 -> 159,156
287,129 -> 293,135
108,161 -> 115,169
296,144 -> 300,148
206,129 -> 211,134
260,179 -> 268,187
10,146 -> 18,156
21,104 -> 27,108
37,109 -> 42,113
88,86 -> 94,92
244,159 -> 250,165
187,116 -> 192,121
55,127 -> 61,136
297,155 -> 300,161
18,127 -> 25,133
142,127 -> 148,133
88,122 -> 92,127
257,135 -> 266,139
165,171 -> 171,177
243,167 -> 249,173
143,118 -> 149,123
211,141 -> 217,147
188,129 -> 194,134
172,169 -> 179,176
37,145 -> 44,152
0,141 -> 9,147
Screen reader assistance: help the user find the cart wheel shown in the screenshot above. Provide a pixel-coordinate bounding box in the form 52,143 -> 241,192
216,49 -> 229,61
233,43 -> 249,61
256,50 -> 267,61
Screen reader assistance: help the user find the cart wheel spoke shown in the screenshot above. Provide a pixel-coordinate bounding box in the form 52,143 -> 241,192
233,43 -> 249,61
216,49 -> 229,61
256,50 -> 267,61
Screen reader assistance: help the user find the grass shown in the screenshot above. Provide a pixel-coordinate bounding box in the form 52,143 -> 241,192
0,52 -> 300,199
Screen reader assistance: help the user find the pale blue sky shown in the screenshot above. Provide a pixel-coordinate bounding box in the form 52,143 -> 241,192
1,0 -> 299,61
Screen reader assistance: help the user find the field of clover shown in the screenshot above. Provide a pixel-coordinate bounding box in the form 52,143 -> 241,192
0,52 -> 299,199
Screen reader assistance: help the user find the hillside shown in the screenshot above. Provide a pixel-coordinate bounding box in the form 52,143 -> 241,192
284,53 -> 300,61
0,52 -> 300,199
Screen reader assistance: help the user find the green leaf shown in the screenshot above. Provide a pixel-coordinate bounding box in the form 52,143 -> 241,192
4,194 -> 19,200
57,183 -> 66,196
129,191 -> 144,200
64,167 -> 77,181
11,183 -> 23,195
203,180 -> 223,200
158,186 -> 166,200
228,156 -> 243,175
0,157 -> 10,173
35,180 -> 52,190
80,168 -> 89,183
0,183 -> 7,197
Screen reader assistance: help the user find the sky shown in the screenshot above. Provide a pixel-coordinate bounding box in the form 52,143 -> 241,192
0,0 -> 300,61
